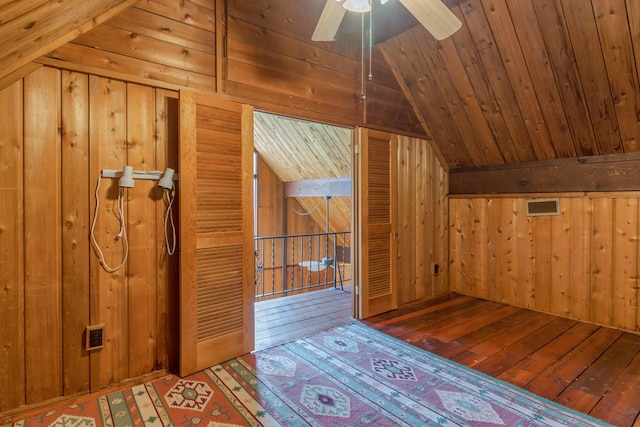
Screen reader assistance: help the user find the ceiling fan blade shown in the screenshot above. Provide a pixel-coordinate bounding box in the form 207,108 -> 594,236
312,0 -> 347,41
398,0 -> 462,40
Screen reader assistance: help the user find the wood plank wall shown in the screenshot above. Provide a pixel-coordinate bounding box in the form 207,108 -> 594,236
449,194 -> 640,332
39,0 -> 424,135
0,67 -> 26,415
0,67 -> 179,415
396,136 -> 449,304
226,0 -> 421,133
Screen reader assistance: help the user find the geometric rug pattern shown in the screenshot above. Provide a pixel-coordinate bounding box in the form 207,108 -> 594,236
4,322 -> 611,426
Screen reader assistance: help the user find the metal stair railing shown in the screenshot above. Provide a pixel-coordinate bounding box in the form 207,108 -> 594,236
254,231 -> 351,300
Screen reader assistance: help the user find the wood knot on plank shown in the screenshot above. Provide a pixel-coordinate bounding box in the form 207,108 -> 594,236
23,21 -> 36,30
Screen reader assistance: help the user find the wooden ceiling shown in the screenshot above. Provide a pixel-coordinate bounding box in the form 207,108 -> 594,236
249,0 -> 640,170
378,0 -> 640,169
1,0 -> 639,173
0,0 -> 139,84
254,112 -> 352,182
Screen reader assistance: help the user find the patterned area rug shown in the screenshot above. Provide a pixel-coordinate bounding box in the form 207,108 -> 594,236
7,323 -> 610,426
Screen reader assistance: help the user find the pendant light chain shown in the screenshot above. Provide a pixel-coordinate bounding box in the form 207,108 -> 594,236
360,12 -> 365,102
369,0 -> 373,81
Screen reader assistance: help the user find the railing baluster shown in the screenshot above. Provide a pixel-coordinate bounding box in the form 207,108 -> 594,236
323,232 -> 328,284
254,231 -> 352,300
260,239 -> 265,295
280,236 -> 286,296
308,236 -> 314,288
271,239 -> 276,295
333,233 -> 340,289
290,236 -> 295,295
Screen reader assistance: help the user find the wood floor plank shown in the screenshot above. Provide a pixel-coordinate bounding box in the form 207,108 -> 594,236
425,304 -> 521,343
254,286 -> 353,350
256,288 -> 350,313
590,350 -> 640,426
568,333 -> 640,393
373,296 -> 481,336
452,311 -> 557,367
525,327 -> 623,398
408,304 -> 522,353
555,388 -> 602,416
386,298 -> 498,341
431,308 -> 538,358
498,322 -> 600,387
366,293 -> 470,327
257,300 -> 352,336
255,292 -> 349,327
556,333 -> 640,413
473,317 -> 578,377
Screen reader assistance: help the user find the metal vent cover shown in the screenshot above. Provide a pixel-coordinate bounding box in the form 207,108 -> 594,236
526,198 -> 560,216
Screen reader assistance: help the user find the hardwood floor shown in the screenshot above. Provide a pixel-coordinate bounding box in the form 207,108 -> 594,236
254,289 -> 640,425
254,285 -> 353,350
363,293 -> 640,427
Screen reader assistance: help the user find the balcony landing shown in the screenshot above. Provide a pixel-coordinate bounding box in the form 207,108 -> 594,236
254,285 -> 353,351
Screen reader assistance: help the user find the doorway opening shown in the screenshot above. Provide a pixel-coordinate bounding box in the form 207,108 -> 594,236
252,112 -> 354,350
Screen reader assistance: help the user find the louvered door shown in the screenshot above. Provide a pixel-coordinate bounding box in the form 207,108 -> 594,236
354,128 -> 398,319
178,91 -> 254,376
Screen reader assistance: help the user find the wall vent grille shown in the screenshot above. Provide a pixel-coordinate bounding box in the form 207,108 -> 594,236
526,198 -> 560,216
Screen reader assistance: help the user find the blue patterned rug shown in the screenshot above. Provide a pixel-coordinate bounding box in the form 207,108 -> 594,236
7,322 -> 611,426
237,322 -> 610,426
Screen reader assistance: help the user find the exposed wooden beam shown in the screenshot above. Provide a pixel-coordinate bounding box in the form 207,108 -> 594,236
449,153 -> 640,194
283,177 -> 352,198
0,63 -> 41,91
0,0 -> 139,83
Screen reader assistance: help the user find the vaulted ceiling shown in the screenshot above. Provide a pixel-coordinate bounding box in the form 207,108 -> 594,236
378,0 -> 640,169
0,0 -> 139,84
2,0 -> 639,173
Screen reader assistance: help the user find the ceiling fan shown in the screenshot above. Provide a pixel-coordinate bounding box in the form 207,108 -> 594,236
312,0 -> 462,42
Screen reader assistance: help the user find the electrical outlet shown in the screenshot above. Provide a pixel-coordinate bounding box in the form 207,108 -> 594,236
86,324 -> 105,351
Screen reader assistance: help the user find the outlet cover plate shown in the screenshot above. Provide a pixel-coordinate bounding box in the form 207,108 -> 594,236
86,324 -> 105,351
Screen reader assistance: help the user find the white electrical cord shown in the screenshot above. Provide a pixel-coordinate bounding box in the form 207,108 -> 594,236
90,173 -> 129,272
163,186 -> 177,255
292,197 -> 324,216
